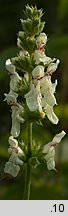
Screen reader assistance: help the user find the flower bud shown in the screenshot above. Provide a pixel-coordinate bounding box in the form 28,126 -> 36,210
34,50 -> 52,65
32,65 -> 44,79
40,111 -> 45,119
47,59 -> 60,74
36,33 -> 47,48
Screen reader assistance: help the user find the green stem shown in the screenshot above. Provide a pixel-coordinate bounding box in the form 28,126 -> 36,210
24,160 -> 32,200
24,72 -> 32,200
24,122 -> 32,200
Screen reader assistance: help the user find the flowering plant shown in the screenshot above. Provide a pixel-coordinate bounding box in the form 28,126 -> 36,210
4,5 -> 66,199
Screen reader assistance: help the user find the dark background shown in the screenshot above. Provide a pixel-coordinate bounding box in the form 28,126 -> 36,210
0,0 -> 68,200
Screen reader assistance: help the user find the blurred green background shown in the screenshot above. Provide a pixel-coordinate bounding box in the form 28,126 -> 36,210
0,0 -> 68,200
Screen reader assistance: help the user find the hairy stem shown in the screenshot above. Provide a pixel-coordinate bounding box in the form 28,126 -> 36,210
24,160 -> 32,200
24,72 -> 32,200
24,122 -> 32,200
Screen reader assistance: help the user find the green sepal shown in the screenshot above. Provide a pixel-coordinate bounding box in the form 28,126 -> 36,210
36,120 -> 43,126
16,77 -> 30,97
19,141 -> 28,155
11,55 -> 34,73
18,31 -> 35,54
21,19 -> 33,35
23,105 -> 44,122
25,5 -> 43,20
28,156 -> 40,168
21,18 -> 45,36
38,21 -> 45,34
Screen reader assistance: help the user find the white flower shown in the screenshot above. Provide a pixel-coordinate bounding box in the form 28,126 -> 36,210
6,59 -> 15,73
47,59 -> 60,74
8,146 -> 23,157
43,131 -> 66,170
4,91 -> 18,104
25,82 -> 42,113
33,49 -> 52,65
40,76 -> 57,94
44,104 -> 59,124
32,65 -> 44,79
45,146 -> 55,159
4,136 -> 24,177
8,136 -> 24,156
40,76 -> 58,124
40,76 -> 57,105
47,158 -> 55,170
9,136 -> 18,148
4,161 -> 20,177
10,71 -> 22,92
36,33 -> 47,49
43,130 -> 66,153
11,104 -> 25,137
52,130 -> 66,144
6,59 -> 22,92
42,90 -> 56,107
4,151 -> 23,177
17,38 -> 22,49
45,146 -> 55,170
52,79 -> 58,94
26,71 -> 58,124
19,50 -> 29,57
